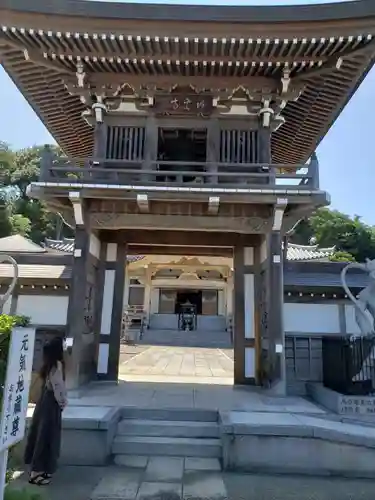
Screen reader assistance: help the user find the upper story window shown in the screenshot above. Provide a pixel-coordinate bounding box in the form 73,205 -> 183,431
220,130 -> 259,163
106,126 -> 145,160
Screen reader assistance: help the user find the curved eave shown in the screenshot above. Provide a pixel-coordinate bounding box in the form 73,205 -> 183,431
1,2 -> 375,161
1,0 -> 375,24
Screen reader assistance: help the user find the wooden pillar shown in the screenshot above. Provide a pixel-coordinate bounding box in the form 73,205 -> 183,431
206,118 -> 220,184
66,226 -> 101,390
260,231 -> 286,394
93,122 -> 107,159
143,116 -> 157,181
233,244 -> 257,385
258,121 -> 273,183
96,242 -> 127,381
143,267 -> 152,327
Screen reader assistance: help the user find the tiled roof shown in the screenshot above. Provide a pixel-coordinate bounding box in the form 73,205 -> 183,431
284,271 -> 369,289
44,238 -> 334,262
286,243 -> 335,262
44,238 -> 144,262
0,235 -> 47,254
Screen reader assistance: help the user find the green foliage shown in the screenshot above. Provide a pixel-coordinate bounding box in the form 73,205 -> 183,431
4,487 -> 44,500
329,251 -> 356,263
292,208 -> 375,263
0,142 -> 74,244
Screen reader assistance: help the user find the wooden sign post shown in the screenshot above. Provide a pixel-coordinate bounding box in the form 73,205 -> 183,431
0,327 -> 36,500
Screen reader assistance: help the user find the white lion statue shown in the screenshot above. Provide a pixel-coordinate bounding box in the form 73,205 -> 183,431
341,258 -> 375,382
0,254 -> 18,310
341,258 -> 375,337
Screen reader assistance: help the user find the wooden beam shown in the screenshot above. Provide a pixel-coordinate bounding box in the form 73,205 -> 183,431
65,73 -> 281,93
128,245 -> 234,257
101,229 -> 260,247
31,48 -> 329,66
294,39 -> 375,83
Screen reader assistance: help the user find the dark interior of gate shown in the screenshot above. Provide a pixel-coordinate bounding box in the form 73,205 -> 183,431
119,242 -> 235,385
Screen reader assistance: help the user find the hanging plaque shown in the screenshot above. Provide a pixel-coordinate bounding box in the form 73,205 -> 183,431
153,93 -> 213,116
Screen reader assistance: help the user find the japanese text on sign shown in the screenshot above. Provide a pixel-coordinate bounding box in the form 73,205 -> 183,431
153,94 -> 213,115
340,396 -> 375,415
0,327 -> 36,452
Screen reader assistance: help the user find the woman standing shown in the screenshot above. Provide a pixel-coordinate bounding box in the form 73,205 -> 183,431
24,337 -> 67,485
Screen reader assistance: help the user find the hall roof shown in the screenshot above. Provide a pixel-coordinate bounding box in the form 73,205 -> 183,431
1,0 -> 375,164
0,234 -> 47,254
44,237 -> 335,262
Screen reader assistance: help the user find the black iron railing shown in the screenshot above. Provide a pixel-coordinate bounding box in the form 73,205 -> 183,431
38,149 -> 320,190
322,335 -> 375,395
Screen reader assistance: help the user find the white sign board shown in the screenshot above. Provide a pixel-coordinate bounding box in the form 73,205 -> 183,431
0,327 -> 36,452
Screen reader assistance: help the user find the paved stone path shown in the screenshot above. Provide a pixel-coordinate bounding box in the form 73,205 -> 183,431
118,346 -> 234,385
11,465 -> 375,500
68,381 -> 325,414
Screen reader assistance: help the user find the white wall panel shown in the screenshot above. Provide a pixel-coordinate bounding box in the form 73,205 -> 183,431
100,270 -> 115,335
245,347 -> 255,378
284,303 -> 340,333
244,274 -> 255,339
97,343 -> 109,374
17,295 -> 68,325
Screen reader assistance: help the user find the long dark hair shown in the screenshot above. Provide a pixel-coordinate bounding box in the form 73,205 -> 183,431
39,337 -> 65,381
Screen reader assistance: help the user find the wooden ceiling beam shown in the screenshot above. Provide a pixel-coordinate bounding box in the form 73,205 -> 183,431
20,46 -> 329,66
293,39 -> 374,83
65,72 -> 281,92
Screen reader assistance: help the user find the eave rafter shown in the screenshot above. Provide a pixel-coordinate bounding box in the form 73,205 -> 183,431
0,22 -> 375,163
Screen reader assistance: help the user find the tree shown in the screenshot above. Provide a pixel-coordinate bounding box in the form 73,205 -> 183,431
0,195 -> 13,238
329,251 -> 356,263
292,208 -> 375,262
0,143 -> 74,244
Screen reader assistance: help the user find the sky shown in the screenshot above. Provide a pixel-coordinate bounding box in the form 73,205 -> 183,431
1,0 -> 374,224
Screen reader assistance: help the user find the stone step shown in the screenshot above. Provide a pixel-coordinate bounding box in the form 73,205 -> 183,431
120,407 -> 218,422
113,455 -> 222,472
112,436 -> 222,458
117,418 -> 220,438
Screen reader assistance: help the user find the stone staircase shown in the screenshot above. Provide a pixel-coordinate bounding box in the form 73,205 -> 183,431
139,327 -> 232,348
112,408 -> 222,469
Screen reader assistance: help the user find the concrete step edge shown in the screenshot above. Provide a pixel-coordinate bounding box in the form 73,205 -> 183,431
117,419 -> 219,428
114,436 -> 221,445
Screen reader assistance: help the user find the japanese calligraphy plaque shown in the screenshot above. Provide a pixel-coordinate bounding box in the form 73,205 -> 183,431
0,327 -> 36,451
153,93 -> 213,116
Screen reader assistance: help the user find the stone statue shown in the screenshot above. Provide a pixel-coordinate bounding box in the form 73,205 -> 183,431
0,254 -> 18,311
341,258 -> 375,337
341,259 -> 375,383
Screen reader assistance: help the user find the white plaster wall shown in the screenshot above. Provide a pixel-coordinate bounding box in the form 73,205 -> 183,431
284,303 -> 340,334
245,347 -> 255,378
89,233 -> 101,259
244,247 -> 254,266
101,270 -> 115,335
16,295 -> 69,325
150,287 -> 160,314
244,274 -> 255,339
218,290 -> 225,316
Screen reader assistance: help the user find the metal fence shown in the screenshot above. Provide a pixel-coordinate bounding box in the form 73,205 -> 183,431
322,335 -> 375,395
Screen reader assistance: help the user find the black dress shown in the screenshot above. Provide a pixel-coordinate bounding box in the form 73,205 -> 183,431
24,369 -> 66,474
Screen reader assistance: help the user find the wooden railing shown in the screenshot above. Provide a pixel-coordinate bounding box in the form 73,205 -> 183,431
39,150 -> 320,190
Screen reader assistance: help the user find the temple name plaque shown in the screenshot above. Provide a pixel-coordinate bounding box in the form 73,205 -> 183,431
153,94 -> 213,115
339,396 -> 375,416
